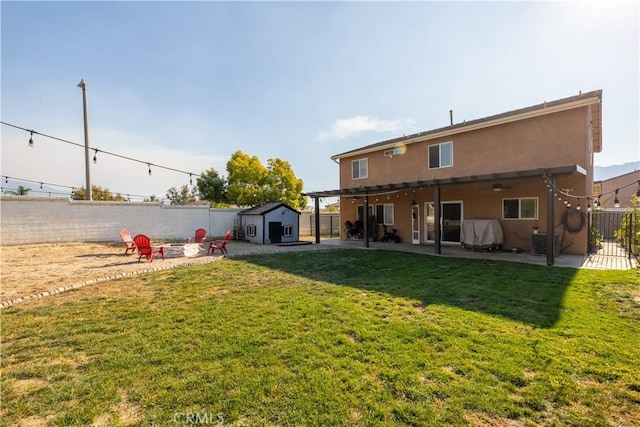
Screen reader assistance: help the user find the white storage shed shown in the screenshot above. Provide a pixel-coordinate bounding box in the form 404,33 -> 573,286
238,202 -> 301,244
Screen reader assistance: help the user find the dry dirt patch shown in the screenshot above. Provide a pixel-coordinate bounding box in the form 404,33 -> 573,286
1,242 -> 216,304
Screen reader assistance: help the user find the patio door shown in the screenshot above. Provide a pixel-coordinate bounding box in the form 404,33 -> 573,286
411,204 -> 420,244
424,201 -> 463,243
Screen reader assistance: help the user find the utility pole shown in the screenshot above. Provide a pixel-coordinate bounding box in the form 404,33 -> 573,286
77,79 -> 92,201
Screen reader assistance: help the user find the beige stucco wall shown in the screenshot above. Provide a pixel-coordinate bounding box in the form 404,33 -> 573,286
337,106 -> 597,255
596,170 -> 640,209
339,107 -> 593,189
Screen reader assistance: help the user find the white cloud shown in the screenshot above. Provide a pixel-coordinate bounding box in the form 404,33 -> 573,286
316,115 -> 415,142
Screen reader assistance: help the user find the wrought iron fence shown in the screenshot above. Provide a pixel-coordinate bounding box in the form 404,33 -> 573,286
590,210 -> 638,259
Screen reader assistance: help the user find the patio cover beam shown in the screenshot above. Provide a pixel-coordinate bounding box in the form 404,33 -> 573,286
303,164 -> 585,264
302,165 -> 585,198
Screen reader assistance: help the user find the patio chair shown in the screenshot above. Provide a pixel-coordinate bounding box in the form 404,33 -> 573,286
188,228 -> 207,247
133,234 -> 165,262
208,230 -> 232,255
120,229 -> 137,254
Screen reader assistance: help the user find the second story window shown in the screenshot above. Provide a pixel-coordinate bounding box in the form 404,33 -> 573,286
352,158 -> 368,179
428,141 -> 453,169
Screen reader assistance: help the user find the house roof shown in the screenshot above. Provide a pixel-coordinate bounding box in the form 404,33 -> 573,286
331,90 -> 602,161
594,169 -> 640,184
303,164 -> 586,198
238,202 -> 301,216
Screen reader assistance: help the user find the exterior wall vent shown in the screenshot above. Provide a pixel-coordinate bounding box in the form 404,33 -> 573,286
384,147 -> 405,158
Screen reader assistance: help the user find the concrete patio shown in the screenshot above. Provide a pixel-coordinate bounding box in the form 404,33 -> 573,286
314,238 -> 638,270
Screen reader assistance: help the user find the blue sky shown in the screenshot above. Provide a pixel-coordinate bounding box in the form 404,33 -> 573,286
1,1 -> 638,203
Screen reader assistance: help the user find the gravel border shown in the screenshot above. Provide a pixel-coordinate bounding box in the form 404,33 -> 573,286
0,255 -> 223,309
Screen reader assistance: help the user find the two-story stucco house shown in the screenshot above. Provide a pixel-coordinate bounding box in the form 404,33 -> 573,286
305,90 -> 602,263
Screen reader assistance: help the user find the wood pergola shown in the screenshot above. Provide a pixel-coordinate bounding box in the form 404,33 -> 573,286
303,164 -> 587,266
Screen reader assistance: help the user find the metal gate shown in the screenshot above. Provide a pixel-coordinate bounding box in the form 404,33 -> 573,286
590,211 -> 638,259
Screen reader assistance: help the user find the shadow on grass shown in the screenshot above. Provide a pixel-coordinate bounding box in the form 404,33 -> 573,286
235,249 -> 577,328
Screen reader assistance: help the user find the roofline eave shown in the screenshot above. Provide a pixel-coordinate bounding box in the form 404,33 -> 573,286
331,92 -> 602,161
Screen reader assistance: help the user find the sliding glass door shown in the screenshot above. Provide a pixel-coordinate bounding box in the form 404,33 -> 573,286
424,201 -> 463,243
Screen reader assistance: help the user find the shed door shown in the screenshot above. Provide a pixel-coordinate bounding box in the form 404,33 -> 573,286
269,222 -> 282,244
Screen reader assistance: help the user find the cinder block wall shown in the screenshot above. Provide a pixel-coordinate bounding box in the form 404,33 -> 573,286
0,197 -> 242,245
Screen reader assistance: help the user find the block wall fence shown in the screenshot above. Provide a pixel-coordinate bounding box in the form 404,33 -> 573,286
0,197 -> 340,245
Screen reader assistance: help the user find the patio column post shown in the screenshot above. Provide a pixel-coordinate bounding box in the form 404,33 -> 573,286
547,176 -> 555,266
314,196 -> 321,244
434,183 -> 441,255
364,194 -> 370,248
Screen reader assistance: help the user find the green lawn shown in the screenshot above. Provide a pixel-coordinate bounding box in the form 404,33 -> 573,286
2,249 -> 639,426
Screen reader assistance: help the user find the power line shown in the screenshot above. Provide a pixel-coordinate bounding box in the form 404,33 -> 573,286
1,175 -> 155,201
1,187 -> 70,197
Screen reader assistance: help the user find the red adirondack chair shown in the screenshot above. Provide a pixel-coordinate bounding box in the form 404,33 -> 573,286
120,229 -> 137,254
188,228 -> 207,247
133,234 -> 165,262
208,230 -> 232,255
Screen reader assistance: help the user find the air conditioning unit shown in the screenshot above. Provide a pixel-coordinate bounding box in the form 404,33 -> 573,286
531,233 -> 560,256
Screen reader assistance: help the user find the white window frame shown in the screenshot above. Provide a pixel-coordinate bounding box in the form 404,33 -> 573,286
502,197 -> 538,220
283,225 -> 293,237
376,203 -> 395,225
246,224 -> 257,237
428,141 -> 453,169
352,158 -> 368,180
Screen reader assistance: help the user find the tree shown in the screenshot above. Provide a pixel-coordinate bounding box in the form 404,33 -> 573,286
71,185 -> 126,201
165,185 -> 198,205
225,150 -> 306,209
226,150 -> 269,207
196,168 -> 227,205
264,158 -> 307,210
5,185 -> 31,196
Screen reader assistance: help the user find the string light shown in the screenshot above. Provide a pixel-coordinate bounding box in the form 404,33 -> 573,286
543,173 -> 638,210
189,173 -> 193,185
148,163 -> 152,176
2,121 -> 199,183
93,149 -> 98,164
